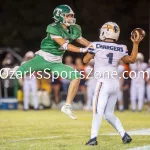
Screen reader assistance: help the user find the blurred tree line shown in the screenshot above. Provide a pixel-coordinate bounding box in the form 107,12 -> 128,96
0,0 -> 149,60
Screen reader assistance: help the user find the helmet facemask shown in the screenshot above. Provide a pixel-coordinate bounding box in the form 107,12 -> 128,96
62,13 -> 76,26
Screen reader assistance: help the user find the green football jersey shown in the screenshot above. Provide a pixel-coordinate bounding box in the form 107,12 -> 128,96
40,22 -> 82,56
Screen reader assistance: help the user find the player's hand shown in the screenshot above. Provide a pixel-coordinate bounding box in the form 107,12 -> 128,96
80,43 -> 93,53
130,28 -> 146,44
130,34 -> 143,44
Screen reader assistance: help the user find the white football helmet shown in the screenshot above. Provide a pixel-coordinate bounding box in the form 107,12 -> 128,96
25,51 -> 34,58
99,22 -> 120,41
136,53 -> 144,61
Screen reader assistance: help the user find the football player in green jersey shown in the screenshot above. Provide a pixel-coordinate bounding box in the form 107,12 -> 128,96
2,5 -> 90,119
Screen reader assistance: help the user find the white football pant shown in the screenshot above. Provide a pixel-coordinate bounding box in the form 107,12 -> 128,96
23,77 -> 38,110
91,79 -> 125,139
146,84 -> 150,102
86,78 -> 97,110
130,82 -> 145,111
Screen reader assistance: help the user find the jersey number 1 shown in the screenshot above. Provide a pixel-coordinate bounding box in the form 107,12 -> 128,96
106,53 -> 113,64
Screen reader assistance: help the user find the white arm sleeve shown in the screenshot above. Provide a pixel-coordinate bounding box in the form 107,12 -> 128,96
61,43 -> 68,50
50,34 -> 62,39
77,36 -> 83,40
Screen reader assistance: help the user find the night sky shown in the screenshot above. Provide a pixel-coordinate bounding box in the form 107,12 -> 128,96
0,0 -> 149,61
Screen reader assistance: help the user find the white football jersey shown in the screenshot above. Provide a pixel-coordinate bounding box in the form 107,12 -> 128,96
130,62 -> 147,84
146,67 -> 150,80
88,41 -> 128,78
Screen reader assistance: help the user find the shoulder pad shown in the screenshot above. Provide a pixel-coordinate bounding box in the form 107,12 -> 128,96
46,23 -> 61,35
69,24 -> 82,39
71,24 -> 81,31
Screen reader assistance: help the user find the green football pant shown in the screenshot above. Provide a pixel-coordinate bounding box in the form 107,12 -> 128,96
16,55 -> 81,80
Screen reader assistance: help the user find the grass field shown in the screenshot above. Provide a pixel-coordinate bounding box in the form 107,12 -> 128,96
0,110 -> 150,150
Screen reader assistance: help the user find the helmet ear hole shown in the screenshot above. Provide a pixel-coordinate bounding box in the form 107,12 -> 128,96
102,32 -> 104,36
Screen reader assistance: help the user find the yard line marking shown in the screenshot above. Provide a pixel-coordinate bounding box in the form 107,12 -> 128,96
127,145 -> 150,150
8,134 -> 85,142
8,135 -> 62,142
6,128 -> 150,143
102,129 -> 150,136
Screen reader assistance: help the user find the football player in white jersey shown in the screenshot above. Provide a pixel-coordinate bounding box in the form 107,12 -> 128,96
22,51 -> 39,110
84,59 -> 97,111
146,59 -> 150,111
130,53 -> 147,111
83,22 -> 144,146
117,60 -> 125,111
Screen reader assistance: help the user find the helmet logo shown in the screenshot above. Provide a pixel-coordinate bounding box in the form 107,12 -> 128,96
55,8 -> 62,16
114,26 -> 119,33
106,25 -> 109,31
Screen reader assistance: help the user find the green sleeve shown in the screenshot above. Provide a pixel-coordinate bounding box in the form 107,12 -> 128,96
69,24 -> 82,40
46,24 -> 61,35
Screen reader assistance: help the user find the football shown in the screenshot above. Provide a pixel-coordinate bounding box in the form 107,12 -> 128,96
131,28 -> 146,41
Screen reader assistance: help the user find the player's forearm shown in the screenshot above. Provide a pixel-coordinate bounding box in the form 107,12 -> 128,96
76,37 -> 91,47
67,44 -> 81,52
83,57 -> 91,64
122,43 -> 139,64
53,38 -> 84,53
129,43 -> 139,63
83,53 -> 94,64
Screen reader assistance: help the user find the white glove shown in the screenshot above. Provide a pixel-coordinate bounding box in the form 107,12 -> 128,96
80,48 -> 88,53
80,43 -> 93,53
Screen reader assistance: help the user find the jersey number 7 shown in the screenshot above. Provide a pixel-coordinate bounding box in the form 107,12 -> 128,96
106,53 -> 113,64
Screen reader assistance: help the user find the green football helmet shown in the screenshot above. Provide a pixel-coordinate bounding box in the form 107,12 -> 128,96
53,5 -> 76,26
